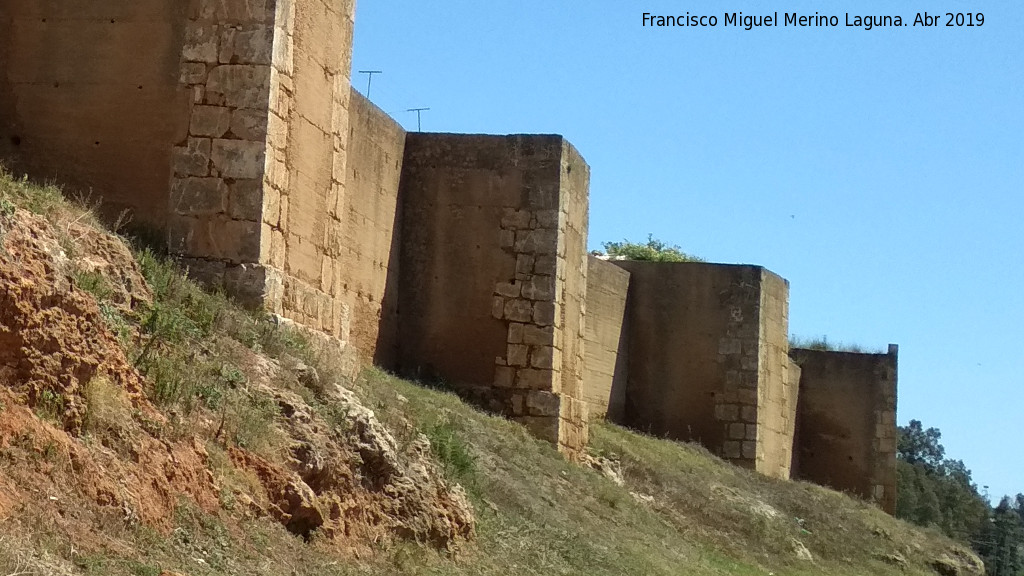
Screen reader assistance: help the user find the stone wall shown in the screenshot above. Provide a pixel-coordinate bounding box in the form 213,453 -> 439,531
396,133 -> 590,459
612,262 -> 793,477
265,0 -> 356,338
341,90 -> 406,366
0,1 -> 190,225
1,3 -> 903,488
581,256 -> 630,420
554,142 -> 590,454
756,271 -> 797,479
167,0 -> 278,305
164,0 -> 359,343
789,345 -> 898,513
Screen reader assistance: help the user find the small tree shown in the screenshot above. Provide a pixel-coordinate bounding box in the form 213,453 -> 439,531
600,234 -> 703,263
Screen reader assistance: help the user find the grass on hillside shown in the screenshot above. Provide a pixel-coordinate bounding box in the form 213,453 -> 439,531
0,168 -> 969,576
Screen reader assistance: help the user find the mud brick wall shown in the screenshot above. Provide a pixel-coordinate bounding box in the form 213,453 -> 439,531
397,133 -> 590,459
790,345 -> 899,513
342,90 -> 406,366
0,1 -> 190,225
581,256 -> 630,421
612,262 -> 792,476
261,0 -> 356,337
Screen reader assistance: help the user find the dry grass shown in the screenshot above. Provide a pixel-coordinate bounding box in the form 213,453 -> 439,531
789,335 -> 883,353
333,370 -> 966,576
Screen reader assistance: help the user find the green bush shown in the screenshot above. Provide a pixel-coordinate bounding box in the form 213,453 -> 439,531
600,234 -> 703,263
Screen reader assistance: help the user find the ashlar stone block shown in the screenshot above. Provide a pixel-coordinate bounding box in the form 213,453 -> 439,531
172,138 -> 212,177
206,65 -> 272,108
211,139 -> 266,179
171,177 -> 227,216
190,105 -> 232,138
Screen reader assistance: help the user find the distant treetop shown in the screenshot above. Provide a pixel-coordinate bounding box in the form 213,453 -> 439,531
598,234 -> 703,263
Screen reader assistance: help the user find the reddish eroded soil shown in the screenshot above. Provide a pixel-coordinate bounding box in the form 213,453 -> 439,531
0,207 -> 474,562
0,211 -> 151,434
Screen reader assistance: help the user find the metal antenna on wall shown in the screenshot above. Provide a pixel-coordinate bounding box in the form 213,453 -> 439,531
407,107 -> 430,132
357,70 -> 382,98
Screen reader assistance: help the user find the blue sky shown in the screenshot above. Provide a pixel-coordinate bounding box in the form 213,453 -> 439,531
351,1 -> 1023,500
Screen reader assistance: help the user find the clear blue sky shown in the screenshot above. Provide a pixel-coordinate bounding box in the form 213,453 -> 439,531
352,1 -> 1023,501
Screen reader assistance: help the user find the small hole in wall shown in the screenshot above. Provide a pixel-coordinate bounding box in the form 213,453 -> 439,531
93,141 -> 101,147
10,135 -> 22,146
848,456 -> 854,462
110,19 -> 116,23
53,82 -> 60,88
41,18 -> 47,23
137,85 -> 143,90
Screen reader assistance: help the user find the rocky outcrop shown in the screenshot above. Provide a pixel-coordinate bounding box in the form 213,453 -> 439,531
228,379 -> 474,550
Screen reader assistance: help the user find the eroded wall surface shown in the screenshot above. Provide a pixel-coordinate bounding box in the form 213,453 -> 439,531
582,256 -> 630,420
613,262 -> 759,463
613,262 -> 792,474
342,90 -> 406,366
790,346 -> 898,513
554,141 -> 590,453
397,133 -> 589,458
262,0 -> 356,337
168,0 -> 278,304
756,270 -> 796,479
0,1 -> 190,225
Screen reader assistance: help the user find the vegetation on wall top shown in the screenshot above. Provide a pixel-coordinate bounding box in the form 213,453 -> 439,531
597,234 -> 704,263
788,335 -> 883,354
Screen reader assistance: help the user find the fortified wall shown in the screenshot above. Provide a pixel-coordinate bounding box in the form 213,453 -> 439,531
580,258 -> 898,510
397,134 -> 590,452
582,259 -> 799,479
789,346 -> 899,512
2,0 -> 897,504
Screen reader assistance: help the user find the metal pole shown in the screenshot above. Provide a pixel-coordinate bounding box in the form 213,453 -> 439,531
407,107 -> 430,132
357,70 -> 382,98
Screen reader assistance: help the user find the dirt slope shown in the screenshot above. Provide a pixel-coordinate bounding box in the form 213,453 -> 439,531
0,196 -> 474,575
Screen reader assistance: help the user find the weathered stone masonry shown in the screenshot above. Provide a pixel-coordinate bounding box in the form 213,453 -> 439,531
169,0 -> 279,306
396,134 -> 589,458
602,262 -> 797,478
0,1 -> 191,224
2,1 -> 899,493
581,256 -> 630,422
0,0 -> 592,457
789,346 -> 898,513
579,260 -> 896,508
168,0 -> 358,343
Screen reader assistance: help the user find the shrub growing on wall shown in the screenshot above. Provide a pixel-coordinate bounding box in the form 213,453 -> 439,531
599,234 -> 703,263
